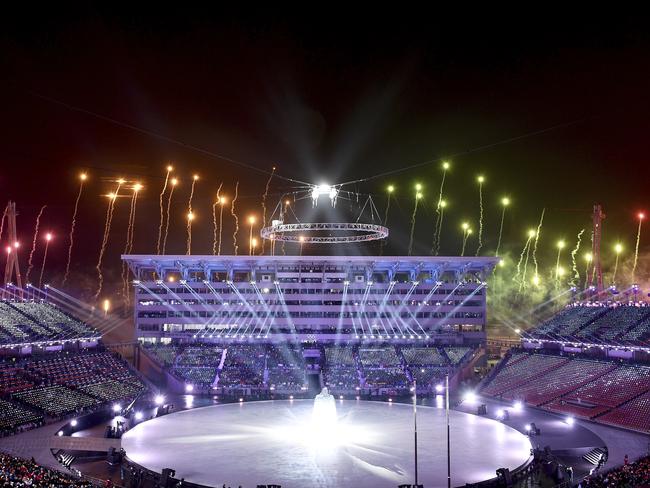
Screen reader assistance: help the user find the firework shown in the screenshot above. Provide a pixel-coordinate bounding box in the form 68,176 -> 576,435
520,231 -> 535,292
381,185 -> 394,256
94,179 -> 123,300
570,229 -> 585,286
515,230 -> 535,288
613,242 -> 623,283
555,240 -> 566,286
495,197 -> 510,257
63,173 -> 87,286
475,175 -> 485,256
212,183 -> 223,255
231,181 -> 240,255
26,204 -> 47,284
38,233 -> 53,289
532,208 -> 545,279
460,222 -> 471,256
632,212 -> 644,281
187,174 -> 198,255
261,167 -> 276,255
0,204 -> 8,241
156,165 -> 173,255
435,200 -> 447,255
161,177 -> 178,254
122,184 -> 142,305
432,162 -> 450,254
583,253 -> 593,289
407,184 -> 422,256
248,215 -> 256,256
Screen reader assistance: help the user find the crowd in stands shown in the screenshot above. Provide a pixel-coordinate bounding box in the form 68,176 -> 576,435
0,452 -> 93,487
0,300 -> 99,346
143,341 -> 475,394
580,455 -> 650,487
481,350 -> 650,433
528,303 -> 650,345
0,350 -> 145,435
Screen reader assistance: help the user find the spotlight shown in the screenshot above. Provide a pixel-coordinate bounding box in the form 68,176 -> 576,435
524,424 -> 531,433
185,384 -> 194,393
57,431 -> 64,437
496,409 -> 505,419
463,391 -> 477,403
339,395 -> 343,400
565,416 -> 575,426
155,395 -> 165,405
239,398 -> 244,402
135,411 -> 143,420
513,401 -> 523,411
112,403 -> 122,413
289,395 -> 294,400
435,384 -> 444,393
70,419 -> 78,427
388,398 -> 393,403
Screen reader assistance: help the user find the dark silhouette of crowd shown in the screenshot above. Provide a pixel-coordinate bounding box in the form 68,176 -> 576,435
580,455 -> 650,487
0,452 -> 92,487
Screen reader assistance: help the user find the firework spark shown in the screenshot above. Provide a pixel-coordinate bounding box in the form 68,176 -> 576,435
532,208 -> 545,279
261,167 -> 276,255
213,183 -> 223,255
435,200 -> 447,256
161,178 -> 178,254
231,181 -> 240,255
570,229 -> 585,286
38,233 -> 53,289
475,175 -> 485,256
555,240 -> 566,286
157,165 -> 172,255
613,242 -> 623,283
432,162 -> 449,254
407,186 -> 422,256
63,174 -> 87,286
495,197 -> 510,257
26,205 -> 47,284
187,175 -> 198,255
515,230 -> 535,287
0,204 -> 8,241
632,213 -> 644,281
94,180 -> 122,300
460,225 -> 472,256
122,184 -> 142,306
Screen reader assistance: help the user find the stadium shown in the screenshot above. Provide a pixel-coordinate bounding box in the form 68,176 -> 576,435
3,11 -> 650,488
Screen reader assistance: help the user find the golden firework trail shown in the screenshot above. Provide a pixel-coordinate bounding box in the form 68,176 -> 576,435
26,205 -> 47,284
94,180 -> 122,300
186,175 -> 198,255
157,166 -> 172,255
231,181 -> 240,255
213,183 -> 223,255
475,178 -> 484,256
532,208 -> 545,279
38,234 -> 52,289
632,215 -> 644,280
261,167 -> 276,255
161,179 -> 177,255
63,176 -> 86,286
570,229 -> 585,286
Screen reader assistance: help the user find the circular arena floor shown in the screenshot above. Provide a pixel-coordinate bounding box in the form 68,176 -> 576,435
122,400 -> 532,488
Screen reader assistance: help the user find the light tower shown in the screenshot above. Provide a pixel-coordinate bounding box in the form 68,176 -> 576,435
3,202 -> 23,297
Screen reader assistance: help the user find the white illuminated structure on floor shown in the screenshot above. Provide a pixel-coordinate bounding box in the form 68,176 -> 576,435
312,387 -> 337,430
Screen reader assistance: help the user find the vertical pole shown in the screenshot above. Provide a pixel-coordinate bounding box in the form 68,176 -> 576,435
446,373 -> 451,488
413,380 -> 418,486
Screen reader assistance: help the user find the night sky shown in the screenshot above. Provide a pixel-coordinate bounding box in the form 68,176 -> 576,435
2,10 -> 650,299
